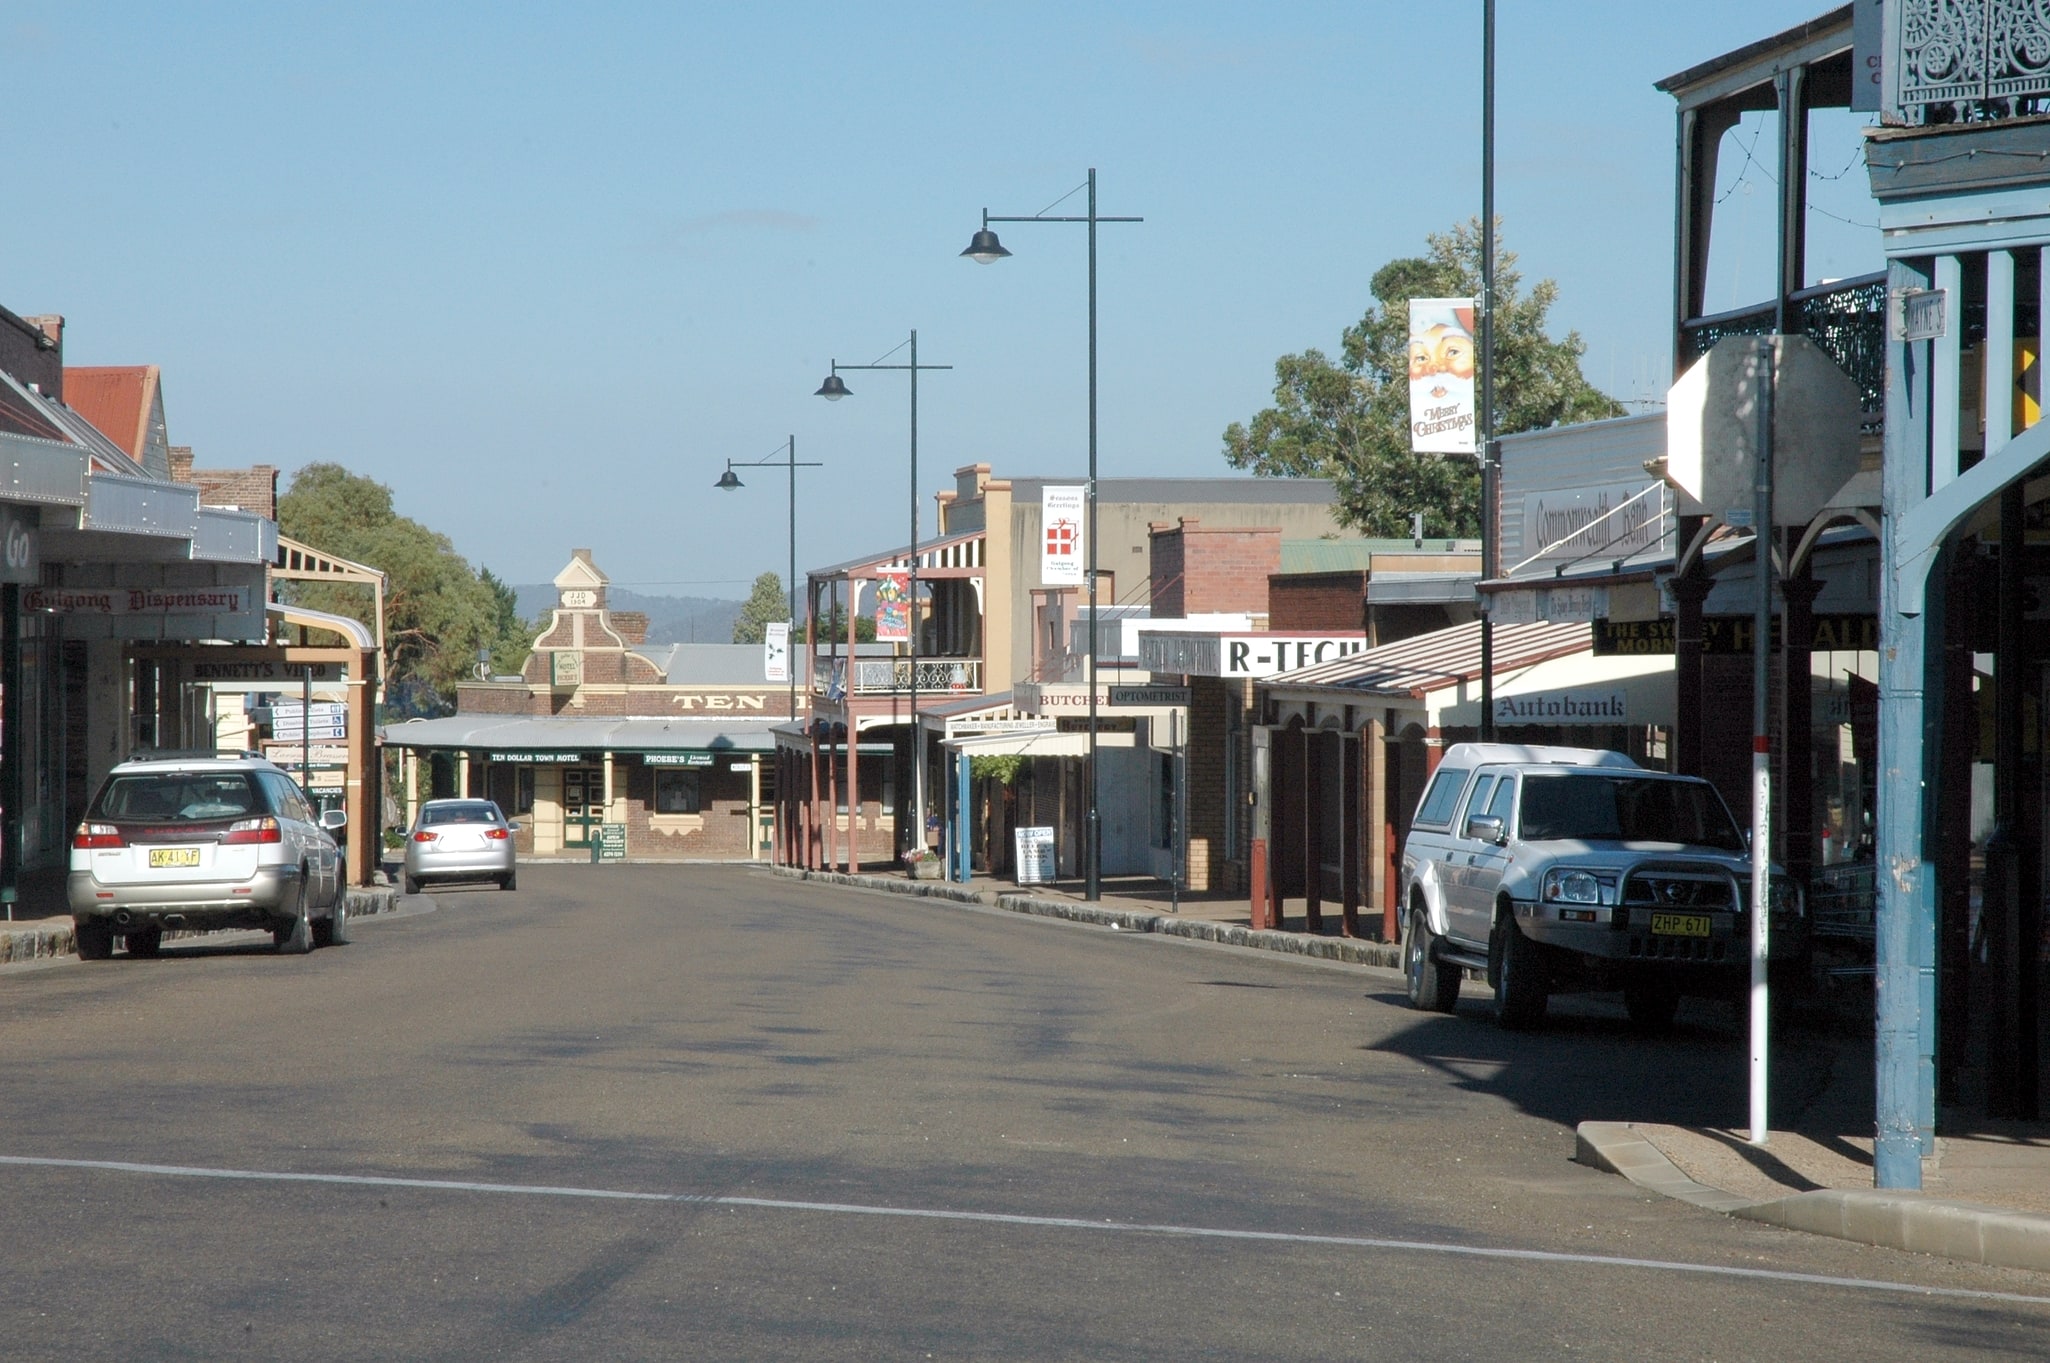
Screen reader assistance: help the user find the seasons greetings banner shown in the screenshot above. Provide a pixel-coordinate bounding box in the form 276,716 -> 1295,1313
1408,298 -> 1476,455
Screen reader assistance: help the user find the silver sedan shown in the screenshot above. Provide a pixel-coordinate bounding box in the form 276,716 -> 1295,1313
402,799 -> 518,894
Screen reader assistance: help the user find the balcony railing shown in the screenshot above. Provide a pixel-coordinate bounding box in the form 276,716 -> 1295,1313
1679,272 -> 1887,427
812,655 -> 983,698
1891,0 -> 2050,125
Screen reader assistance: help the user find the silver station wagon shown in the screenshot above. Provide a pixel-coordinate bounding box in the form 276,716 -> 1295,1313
1398,743 -> 1805,1030
69,751 -> 349,959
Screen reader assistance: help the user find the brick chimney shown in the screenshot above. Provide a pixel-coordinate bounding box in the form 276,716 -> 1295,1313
1149,518 -> 1279,617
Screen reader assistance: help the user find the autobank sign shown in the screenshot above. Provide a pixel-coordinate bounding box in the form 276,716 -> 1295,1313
1140,632 -> 1367,678
1494,689 -> 1626,725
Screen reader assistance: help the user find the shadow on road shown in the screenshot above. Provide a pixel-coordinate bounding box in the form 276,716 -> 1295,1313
1360,982 -> 1872,1141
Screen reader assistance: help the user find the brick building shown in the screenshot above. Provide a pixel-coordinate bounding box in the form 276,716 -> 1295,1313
382,550 -> 803,862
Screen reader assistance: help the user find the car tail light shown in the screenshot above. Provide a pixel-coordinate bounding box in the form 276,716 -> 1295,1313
73,822 -> 125,850
412,830 -> 437,843
486,827 -> 510,840
221,816 -> 282,845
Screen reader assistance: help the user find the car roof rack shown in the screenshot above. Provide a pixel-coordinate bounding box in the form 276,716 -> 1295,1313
123,748 -> 274,764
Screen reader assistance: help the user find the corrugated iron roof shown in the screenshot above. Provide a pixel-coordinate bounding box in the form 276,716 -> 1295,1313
379,715 -> 782,753
1264,618 -> 1591,699
808,526 -> 983,579
1279,538 -> 1478,574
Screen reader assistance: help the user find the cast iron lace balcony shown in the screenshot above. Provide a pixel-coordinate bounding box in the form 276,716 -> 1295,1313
1894,0 -> 2050,124
1679,273 -> 1888,429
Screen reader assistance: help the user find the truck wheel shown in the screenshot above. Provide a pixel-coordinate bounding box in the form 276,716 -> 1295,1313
1624,977 -> 1681,1032
274,878 -> 314,955
1491,908 -> 1548,1029
403,873 -> 422,896
1405,906 -> 1460,1013
75,920 -> 114,961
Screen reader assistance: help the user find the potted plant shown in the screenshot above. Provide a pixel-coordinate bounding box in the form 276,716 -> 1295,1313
902,847 -> 944,880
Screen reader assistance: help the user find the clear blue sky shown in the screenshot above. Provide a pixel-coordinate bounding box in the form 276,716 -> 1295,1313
3,2 -> 1877,597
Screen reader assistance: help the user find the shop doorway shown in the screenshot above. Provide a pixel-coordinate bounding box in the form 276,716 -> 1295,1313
562,766 -> 605,849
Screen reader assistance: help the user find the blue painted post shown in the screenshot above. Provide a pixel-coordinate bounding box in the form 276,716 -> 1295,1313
954,749 -> 972,884
1875,255 -> 1940,1188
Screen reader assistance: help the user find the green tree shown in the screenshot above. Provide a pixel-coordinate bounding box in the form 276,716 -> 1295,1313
814,606 -> 878,644
731,571 -> 790,644
479,566 -> 540,674
277,463 -> 523,711
1223,219 -> 1624,536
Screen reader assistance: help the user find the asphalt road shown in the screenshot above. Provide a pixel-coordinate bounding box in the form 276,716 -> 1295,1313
2,863 -> 2047,1361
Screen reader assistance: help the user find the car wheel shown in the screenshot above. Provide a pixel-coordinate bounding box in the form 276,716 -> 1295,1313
273,877 -> 314,955
403,873 -> 422,896
124,925 -> 164,958
1623,977 -> 1682,1033
313,891 -> 350,948
499,870 -> 517,892
1491,907 -> 1548,1030
1405,906 -> 1459,1013
75,920 -> 114,961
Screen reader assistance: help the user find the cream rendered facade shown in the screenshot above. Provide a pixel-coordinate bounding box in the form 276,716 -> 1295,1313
934,466 -> 1345,692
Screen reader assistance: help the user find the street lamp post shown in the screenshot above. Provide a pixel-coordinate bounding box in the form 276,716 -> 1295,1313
816,332 -> 952,864
962,167 -> 1141,903
714,434 -> 822,730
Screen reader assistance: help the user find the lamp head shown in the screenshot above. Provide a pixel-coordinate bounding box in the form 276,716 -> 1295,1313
961,227 -> 1011,264
815,373 -> 852,401
715,467 -> 743,491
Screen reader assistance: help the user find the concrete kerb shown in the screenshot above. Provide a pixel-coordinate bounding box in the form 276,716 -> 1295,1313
771,865 -> 1404,971
1576,1119 -> 2050,1275
0,884 -> 402,965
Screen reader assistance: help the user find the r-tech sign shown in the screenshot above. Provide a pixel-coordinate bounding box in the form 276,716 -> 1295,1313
1139,632 -> 1367,678
1221,635 -> 1365,677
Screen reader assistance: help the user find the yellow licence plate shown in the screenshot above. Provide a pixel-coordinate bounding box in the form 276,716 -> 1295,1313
148,847 -> 202,868
1649,912 -> 1711,937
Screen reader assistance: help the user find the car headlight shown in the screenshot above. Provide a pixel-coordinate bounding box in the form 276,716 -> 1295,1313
1542,868 -> 1616,906
1770,876 -> 1802,917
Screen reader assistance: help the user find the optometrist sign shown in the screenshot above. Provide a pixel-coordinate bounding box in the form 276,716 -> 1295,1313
1408,298 -> 1477,454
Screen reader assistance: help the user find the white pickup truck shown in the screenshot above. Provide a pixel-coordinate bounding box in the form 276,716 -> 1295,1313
1398,743 -> 1805,1029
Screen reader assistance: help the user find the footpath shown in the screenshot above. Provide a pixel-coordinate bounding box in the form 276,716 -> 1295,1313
774,861 -> 2050,1278
0,880 -> 401,965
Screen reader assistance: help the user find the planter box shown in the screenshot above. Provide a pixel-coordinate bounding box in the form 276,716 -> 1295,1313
907,860 -> 944,880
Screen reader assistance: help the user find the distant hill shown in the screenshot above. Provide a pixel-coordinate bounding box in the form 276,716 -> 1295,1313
515,585 -> 744,645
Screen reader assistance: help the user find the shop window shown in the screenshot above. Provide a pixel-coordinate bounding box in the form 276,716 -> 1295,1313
516,767 -> 535,815
655,770 -> 702,814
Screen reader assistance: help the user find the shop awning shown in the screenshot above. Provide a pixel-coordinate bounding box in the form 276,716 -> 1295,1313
940,727 -> 1135,757
378,715 -> 783,757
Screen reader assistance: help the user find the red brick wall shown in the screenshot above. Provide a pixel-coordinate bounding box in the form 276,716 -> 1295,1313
1149,519 -> 1279,617
1269,572 -> 1368,632
622,763 -> 758,858
1181,674 -> 1254,893
191,465 -> 278,520
1149,521 -> 1186,617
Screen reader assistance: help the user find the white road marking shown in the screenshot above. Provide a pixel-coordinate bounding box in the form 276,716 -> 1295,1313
3,1152 -> 2046,1307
